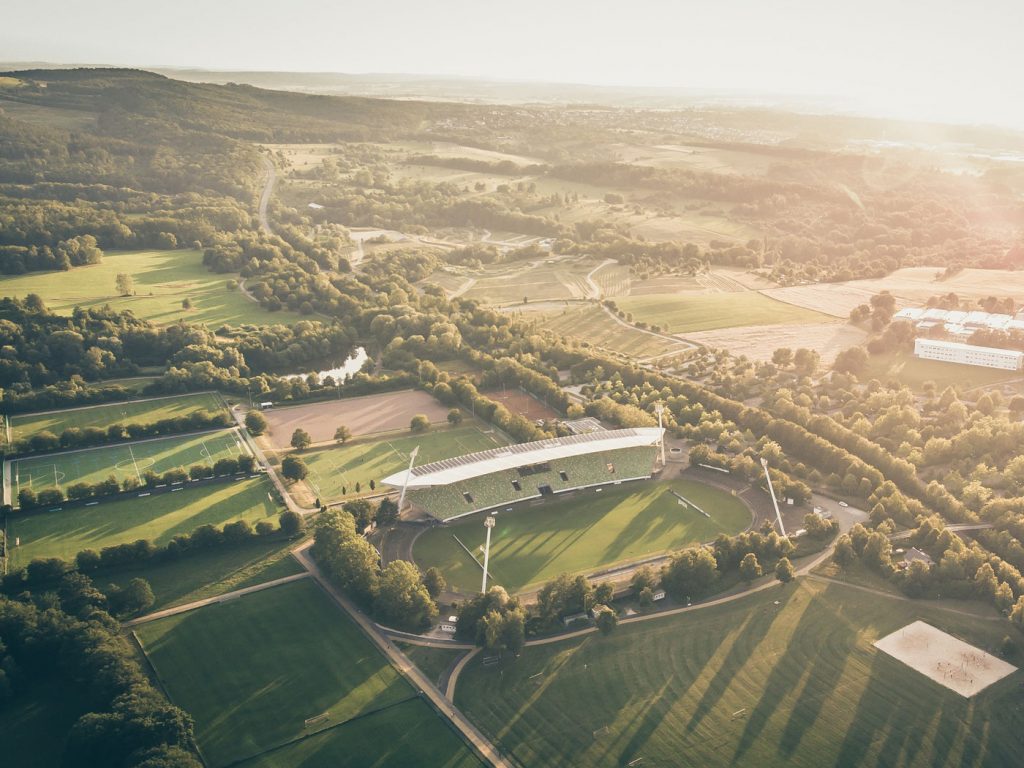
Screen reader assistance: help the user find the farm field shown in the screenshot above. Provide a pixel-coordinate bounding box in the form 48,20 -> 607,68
462,259 -> 599,305
7,476 -> 278,567
11,428 -> 248,496
8,391 -> 225,444
616,292 -> 827,334
302,424 -> 508,502
99,536 -> 303,611
520,304 -> 690,359
260,389 -> 452,448
684,321 -> 868,364
136,579 -> 481,768
414,478 -> 752,593
456,579 -> 1024,768
0,249 -> 302,327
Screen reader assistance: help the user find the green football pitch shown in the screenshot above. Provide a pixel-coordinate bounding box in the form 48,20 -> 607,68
135,579 -> 483,768
413,478 -> 752,593
8,391 -> 226,445
456,578 -> 1023,768
302,424 -> 508,502
11,428 -> 248,496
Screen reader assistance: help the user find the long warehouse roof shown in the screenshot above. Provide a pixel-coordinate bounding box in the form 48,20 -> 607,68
382,427 -> 663,488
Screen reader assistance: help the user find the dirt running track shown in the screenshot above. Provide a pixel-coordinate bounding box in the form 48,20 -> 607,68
261,390 -> 450,449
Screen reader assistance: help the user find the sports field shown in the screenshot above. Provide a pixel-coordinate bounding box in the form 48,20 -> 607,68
10,428 -> 248,496
456,579 -> 1023,768
9,392 -> 225,444
7,477 -> 279,567
414,478 -> 752,593
0,249 -> 302,327
302,424 -> 508,502
136,579 -> 482,768
616,292 -> 826,334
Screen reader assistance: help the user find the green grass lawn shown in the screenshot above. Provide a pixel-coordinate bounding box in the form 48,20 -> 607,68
8,477 -> 279,566
302,425 -> 509,502
98,536 -> 303,611
616,292 -> 826,334
0,677 -> 90,768
456,579 -> 1024,768
864,351 -> 1024,392
135,579 -> 480,768
0,249 -> 303,327
397,642 -> 468,688
9,391 -> 226,444
414,478 -> 752,593
525,304 -> 687,358
12,428 -> 248,494
235,697 -> 484,768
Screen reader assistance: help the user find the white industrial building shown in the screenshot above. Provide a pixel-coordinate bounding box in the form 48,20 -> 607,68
914,338 -> 1024,371
895,307 -> 1024,341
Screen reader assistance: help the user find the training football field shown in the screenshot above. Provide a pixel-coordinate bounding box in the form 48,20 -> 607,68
414,478 -> 752,593
10,428 -> 248,496
302,424 -> 508,501
135,579 -> 483,768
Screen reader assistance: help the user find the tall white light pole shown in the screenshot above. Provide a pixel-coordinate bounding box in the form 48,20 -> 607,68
654,402 -> 667,467
760,457 -> 787,537
397,446 -> 419,511
481,516 -> 496,593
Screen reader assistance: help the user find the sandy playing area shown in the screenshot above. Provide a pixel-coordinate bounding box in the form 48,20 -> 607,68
260,390 -> 450,449
874,620 -> 1017,698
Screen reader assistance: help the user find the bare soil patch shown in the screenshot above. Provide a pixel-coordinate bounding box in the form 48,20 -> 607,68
261,390 -> 449,449
483,388 -> 561,421
685,321 -> 868,363
874,620 -> 1016,698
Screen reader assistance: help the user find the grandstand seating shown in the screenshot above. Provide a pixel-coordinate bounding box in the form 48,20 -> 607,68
408,445 -> 657,520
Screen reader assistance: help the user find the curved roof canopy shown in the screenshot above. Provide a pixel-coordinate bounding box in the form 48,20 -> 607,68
382,427 -> 663,489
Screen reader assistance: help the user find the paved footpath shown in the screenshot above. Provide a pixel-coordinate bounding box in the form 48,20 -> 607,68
291,541 -> 511,768
122,572 -> 310,627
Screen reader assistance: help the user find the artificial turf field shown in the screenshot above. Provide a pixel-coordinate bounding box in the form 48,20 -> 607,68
456,578 -> 1024,768
7,477 -> 278,567
135,579 -> 483,768
11,428 -> 248,495
8,391 -> 226,445
413,478 -> 752,593
301,424 -> 509,502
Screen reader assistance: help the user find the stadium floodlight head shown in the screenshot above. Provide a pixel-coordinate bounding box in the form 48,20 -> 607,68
397,445 -> 420,512
481,515 -> 497,593
760,456 -> 787,537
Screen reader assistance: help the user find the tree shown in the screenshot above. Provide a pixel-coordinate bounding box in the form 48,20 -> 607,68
375,560 -> 437,630
772,348 -> 793,368
834,346 -> 869,376
423,567 -> 447,599
115,273 -> 134,296
376,497 -> 399,526
630,565 -> 659,596
739,552 -> 762,583
110,577 -> 155,616
775,557 -> 795,583
290,428 -> 312,450
594,604 -> 618,634
281,455 -> 308,482
410,414 -> 430,433
182,297 -> 192,310
334,425 -> 352,444
245,411 -> 267,436
279,510 -> 304,536
661,546 -> 717,600
447,408 -> 463,426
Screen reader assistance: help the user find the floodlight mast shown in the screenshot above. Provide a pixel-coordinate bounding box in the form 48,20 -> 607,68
481,516 -> 496,593
761,457 -> 787,537
654,402 -> 667,467
397,446 -> 419,511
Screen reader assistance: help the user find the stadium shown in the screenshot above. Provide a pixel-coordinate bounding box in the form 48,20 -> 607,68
382,427 -> 664,521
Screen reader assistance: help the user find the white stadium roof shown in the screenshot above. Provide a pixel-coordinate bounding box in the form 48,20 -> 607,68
382,427 -> 664,489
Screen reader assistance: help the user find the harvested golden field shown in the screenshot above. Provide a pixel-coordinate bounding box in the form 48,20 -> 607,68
684,321 -> 868,363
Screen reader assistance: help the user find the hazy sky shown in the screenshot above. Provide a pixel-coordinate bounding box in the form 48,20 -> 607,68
3,0 -> 1022,128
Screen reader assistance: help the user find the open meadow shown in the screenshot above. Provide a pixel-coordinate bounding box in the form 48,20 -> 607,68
301,424 -> 508,502
863,351 -> 1024,393
7,476 -> 279,567
414,478 -> 752,593
456,579 -> 1024,768
0,249 -> 302,327
616,292 -> 827,334
136,579 -> 482,768
8,391 -> 225,444
11,428 -> 248,496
